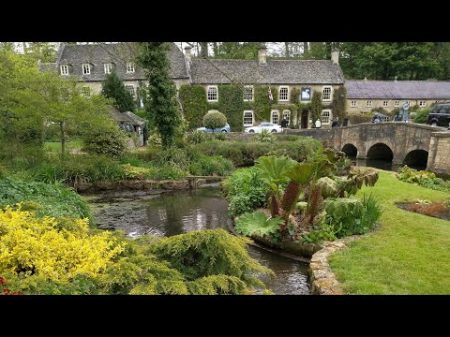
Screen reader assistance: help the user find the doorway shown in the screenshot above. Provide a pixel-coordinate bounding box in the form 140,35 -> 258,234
301,110 -> 309,129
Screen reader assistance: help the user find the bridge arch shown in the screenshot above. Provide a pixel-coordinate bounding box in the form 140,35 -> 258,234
403,149 -> 429,170
367,143 -> 394,161
341,144 -> 358,158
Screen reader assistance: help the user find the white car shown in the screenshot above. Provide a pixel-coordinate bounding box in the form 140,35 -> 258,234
244,122 -> 283,133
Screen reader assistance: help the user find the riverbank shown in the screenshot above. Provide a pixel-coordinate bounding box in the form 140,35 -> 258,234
328,170 -> 450,294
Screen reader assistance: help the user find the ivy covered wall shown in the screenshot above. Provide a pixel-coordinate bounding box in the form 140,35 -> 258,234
178,84 -> 346,131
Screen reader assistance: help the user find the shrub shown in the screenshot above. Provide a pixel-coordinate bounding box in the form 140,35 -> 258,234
397,166 -> 450,193
186,130 -> 210,144
151,229 -> 272,291
414,108 -> 431,124
301,222 -> 336,244
203,110 -> 227,129
0,206 -> 124,288
324,194 -> 381,238
83,127 -> 127,157
0,176 -> 91,219
189,156 -> 234,176
222,167 -> 269,216
256,129 -> 274,143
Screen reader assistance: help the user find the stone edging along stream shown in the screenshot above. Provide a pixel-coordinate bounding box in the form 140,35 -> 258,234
309,235 -> 362,295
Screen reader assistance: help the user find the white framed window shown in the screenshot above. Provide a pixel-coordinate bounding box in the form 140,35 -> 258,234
243,110 -> 254,127
283,110 -> 291,126
366,100 -> 372,107
104,63 -> 113,74
322,86 -> 332,101
207,86 -> 218,102
278,86 -> 289,101
351,100 -> 357,107
419,100 -> 426,107
383,100 -> 389,107
125,85 -> 136,98
320,109 -> 332,125
271,110 -> 280,124
82,86 -> 90,97
243,85 -> 254,101
60,65 -> 69,75
82,63 -> 91,75
394,100 -> 400,107
126,62 -> 135,73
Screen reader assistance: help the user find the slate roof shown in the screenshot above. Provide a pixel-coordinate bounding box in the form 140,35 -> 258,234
346,80 -> 450,100
54,43 -> 188,81
109,106 -> 145,126
189,59 -> 344,84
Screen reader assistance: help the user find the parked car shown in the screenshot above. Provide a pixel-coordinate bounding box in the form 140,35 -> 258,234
427,103 -> 450,127
196,123 -> 231,133
244,122 -> 282,133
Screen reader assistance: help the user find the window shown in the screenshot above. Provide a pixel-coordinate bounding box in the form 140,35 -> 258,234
82,86 -> 90,97
82,63 -> 91,75
394,101 -> 400,107
243,85 -> 254,101
126,62 -> 135,73
383,100 -> 389,107
271,110 -> 280,124
322,86 -> 332,101
125,85 -> 135,98
419,101 -> 426,107
279,86 -> 289,101
104,63 -> 112,74
301,87 -> 311,101
351,100 -> 357,107
320,109 -> 332,125
60,65 -> 69,75
207,86 -> 218,102
366,100 -> 372,107
283,110 -> 291,126
243,110 -> 254,127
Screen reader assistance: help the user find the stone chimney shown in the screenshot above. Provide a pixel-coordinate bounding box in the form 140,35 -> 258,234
331,50 -> 339,64
258,45 -> 267,64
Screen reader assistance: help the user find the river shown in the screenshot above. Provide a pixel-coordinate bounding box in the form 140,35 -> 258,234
86,187 -> 310,295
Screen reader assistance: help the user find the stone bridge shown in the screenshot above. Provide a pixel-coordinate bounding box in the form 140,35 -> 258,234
287,123 -> 450,174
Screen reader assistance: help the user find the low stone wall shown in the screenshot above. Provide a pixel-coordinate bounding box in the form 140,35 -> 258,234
75,179 -> 194,193
309,236 -> 360,295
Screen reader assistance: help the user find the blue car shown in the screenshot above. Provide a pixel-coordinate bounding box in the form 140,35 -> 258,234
196,123 -> 231,133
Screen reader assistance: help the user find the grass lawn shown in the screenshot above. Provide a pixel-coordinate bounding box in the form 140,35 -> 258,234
44,139 -> 83,154
329,170 -> 450,294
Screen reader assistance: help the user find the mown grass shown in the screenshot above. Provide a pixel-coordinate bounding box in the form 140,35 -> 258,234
329,170 -> 450,294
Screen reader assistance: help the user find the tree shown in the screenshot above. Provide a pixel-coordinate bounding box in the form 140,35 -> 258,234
101,72 -> 135,112
311,90 -> 322,123
25,43 -> 57,63
199,42 -> 209,58
137,43 -> 181,148
213,42 -> 261,60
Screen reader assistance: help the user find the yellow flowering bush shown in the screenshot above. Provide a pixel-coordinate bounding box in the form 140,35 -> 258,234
121,163 -> 153,179
0,205 -> 123,282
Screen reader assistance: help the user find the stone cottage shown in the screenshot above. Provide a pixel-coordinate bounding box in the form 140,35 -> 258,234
185,46 -> 345,129
42,42 -> 190,107
43,43 -> 345,129
346,79 -> 450,116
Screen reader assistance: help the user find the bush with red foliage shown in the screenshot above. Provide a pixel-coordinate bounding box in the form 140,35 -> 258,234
0,276 -> 23,295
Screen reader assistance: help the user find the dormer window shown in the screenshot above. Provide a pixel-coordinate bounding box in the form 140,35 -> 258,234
60,65 -> 69,75
82,63 -> 91,75
126,62 -> 135,73
104,63 -> 113,74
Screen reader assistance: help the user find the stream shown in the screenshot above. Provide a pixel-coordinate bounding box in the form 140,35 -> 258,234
85,186 -> 310,295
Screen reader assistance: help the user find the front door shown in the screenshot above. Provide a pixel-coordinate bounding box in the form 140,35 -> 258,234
301,110 -> 309,129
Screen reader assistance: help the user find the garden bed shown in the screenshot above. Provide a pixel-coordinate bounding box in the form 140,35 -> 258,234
396,200 -> 450,221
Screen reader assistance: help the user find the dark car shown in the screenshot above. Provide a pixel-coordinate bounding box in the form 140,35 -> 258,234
427,103 -> 450,127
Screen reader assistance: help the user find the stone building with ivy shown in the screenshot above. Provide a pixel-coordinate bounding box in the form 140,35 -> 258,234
44,43 -> 346,131
181,46 -> 345,131
346,79 -> 450,122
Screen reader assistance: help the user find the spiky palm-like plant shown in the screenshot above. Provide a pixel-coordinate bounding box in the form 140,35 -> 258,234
255,156 -> 296,217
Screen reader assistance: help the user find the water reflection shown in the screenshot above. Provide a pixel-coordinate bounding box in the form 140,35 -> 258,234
88,187 -> 310,295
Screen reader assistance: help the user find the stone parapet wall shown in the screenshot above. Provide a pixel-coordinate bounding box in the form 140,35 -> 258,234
427,132 -> 450,174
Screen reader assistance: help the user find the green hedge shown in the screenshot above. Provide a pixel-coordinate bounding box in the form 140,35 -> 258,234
217,84 -> 244,132
179,85 -> 208,129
